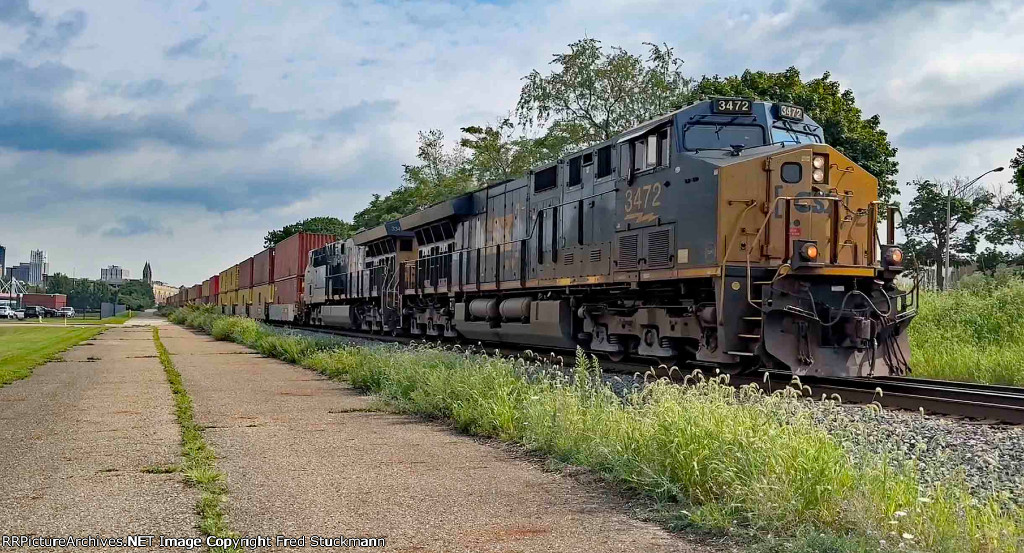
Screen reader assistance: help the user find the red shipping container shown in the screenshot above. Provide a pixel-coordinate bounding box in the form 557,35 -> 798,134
210,275 -> 220,296
273,276 -> 303,306
253,247 -> 275,286
21,293 -> 67,309
238,257 -> 254,289
272,233 -> 335,281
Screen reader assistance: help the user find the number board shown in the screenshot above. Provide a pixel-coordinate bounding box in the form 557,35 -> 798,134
712,98 -> 753,115
776,103 -> 805,122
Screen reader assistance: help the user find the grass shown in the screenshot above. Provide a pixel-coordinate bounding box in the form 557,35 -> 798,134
0,326 -> 105,387
170,306 -> 1023,552
152,327 -> 239,553
910,272 -> 1024,387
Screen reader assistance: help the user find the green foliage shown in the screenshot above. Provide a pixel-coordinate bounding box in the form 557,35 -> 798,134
116,279 -> 155,311
517,39 -> 693,149
171,305 -> 1024,552
45,273 -> 113,310
901,178 -> 993,288
692,67 -> 900,201
352,130 -> 475,230
910,272 -> 1024,386
263,216 -> 353,248
1011,145 -> 1024,193
0,326 -> 104,387
459,118 -> 575,183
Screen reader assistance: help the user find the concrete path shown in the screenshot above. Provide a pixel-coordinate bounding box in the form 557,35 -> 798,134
0,319 -> 195,551
159,324 -> 717,553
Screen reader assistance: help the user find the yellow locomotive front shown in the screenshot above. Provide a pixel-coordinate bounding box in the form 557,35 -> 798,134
694,99 -> 915,377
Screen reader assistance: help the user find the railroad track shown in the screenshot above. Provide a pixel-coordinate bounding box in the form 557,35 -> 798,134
266,321 -> 1024,424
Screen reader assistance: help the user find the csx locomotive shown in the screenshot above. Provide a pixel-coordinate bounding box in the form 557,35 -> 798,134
301,99 -> 917,377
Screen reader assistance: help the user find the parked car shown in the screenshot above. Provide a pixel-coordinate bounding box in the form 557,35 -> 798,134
13,309 -> 25,320
0,306 -> 14,319
42,308 -> 59,317
58,307 -> 76,318
24,306 -> 45,318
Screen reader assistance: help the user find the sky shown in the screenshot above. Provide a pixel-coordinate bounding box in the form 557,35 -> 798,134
2,0 -> 1023,286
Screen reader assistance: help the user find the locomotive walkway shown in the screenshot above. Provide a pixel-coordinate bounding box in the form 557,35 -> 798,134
0,313 -> 720,552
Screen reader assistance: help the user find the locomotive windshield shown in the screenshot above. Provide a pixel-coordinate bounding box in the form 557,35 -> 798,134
683,124 -> 766,151
771,125 -> 822,146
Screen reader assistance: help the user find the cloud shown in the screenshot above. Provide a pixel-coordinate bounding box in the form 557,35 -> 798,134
164,35 -> 207,59
21,10 -> 87,53
0,0 -> 40,27
896,84 -> 1024,148
101,215 -> 172,238
194,1 -> 209,12
326,100 -> 399,131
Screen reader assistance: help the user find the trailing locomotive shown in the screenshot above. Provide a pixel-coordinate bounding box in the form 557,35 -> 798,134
296,98 -> 917,378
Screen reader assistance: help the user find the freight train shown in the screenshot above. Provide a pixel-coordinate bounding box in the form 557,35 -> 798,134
169,98 -> 917,378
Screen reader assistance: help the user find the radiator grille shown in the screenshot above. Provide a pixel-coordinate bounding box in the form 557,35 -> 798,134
563,252 -> 575,265
617,234 -> 639,270
589,248 -> 603,263
647,228 -> 673,268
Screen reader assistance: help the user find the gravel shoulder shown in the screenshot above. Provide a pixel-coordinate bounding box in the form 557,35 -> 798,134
158,324 -> 720,553
0,322 -> 196,551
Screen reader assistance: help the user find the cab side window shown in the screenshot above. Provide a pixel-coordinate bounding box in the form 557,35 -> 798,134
633,127 -> 670,172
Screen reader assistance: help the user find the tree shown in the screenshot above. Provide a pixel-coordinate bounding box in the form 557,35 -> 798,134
516,39 -> 693,151
902,177 -> 993,289
459,118 -> 575,183
264,216 -> 353,248
116,280 -> 155,311
1011,145 -> 1024,192
352,130 -> 475,230
692,68 -> 900,201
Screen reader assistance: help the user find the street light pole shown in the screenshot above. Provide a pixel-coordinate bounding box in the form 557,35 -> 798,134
944,166 -> 1005,290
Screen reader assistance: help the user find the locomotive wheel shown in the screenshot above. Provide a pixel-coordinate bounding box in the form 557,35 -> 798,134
606,350 -> 627,363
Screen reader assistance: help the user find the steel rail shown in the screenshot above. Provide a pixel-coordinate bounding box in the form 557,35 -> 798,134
263,320 -> 1024,424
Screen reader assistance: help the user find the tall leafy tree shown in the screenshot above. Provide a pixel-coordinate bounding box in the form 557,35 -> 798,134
902,177 -> 993,289
352,130 -> 475,230
459,118 -> 575,183
692,68 -> 900,202
516,39 -> 693,150
978,146 -> 1024,265
264,216 -> 353,248
116,280 -> 155,311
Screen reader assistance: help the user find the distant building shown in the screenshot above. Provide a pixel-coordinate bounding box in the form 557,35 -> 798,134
5,262 -> 31,282
143,261 -> 152,284
152,282 -> 178,305
0,244 -> 6,277
28,250 -> 47,285
100,265 -> 130,285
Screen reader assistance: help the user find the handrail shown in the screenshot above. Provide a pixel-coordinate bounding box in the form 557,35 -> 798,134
742,195 -> 842,313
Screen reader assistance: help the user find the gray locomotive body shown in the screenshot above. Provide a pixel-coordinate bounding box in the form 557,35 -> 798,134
303,99 -> 916,377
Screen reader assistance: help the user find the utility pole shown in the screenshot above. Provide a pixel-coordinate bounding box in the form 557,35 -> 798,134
944,166 -> 1005,290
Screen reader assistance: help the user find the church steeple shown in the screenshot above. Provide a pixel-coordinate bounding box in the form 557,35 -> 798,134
143,261 -> 152,284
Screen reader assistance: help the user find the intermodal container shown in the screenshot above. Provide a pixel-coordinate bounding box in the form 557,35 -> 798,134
202,279 -> 212,299
220,290 -> 237,309
253,248 -> 274,286
252,283 -> 276,319
238,257 -> 254,290
237,287 -> 253,317
273,233 -> 335,281
273,275 -> 304,306
210,275 -> 220,296
21,293 -> 67,309
219,264 -> 240,293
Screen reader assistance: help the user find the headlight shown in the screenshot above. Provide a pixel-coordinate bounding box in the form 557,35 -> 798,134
800,242 -> 818,261
886,248 -> 903,265
812,155 -> 826,169
812,168 -> 825,183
